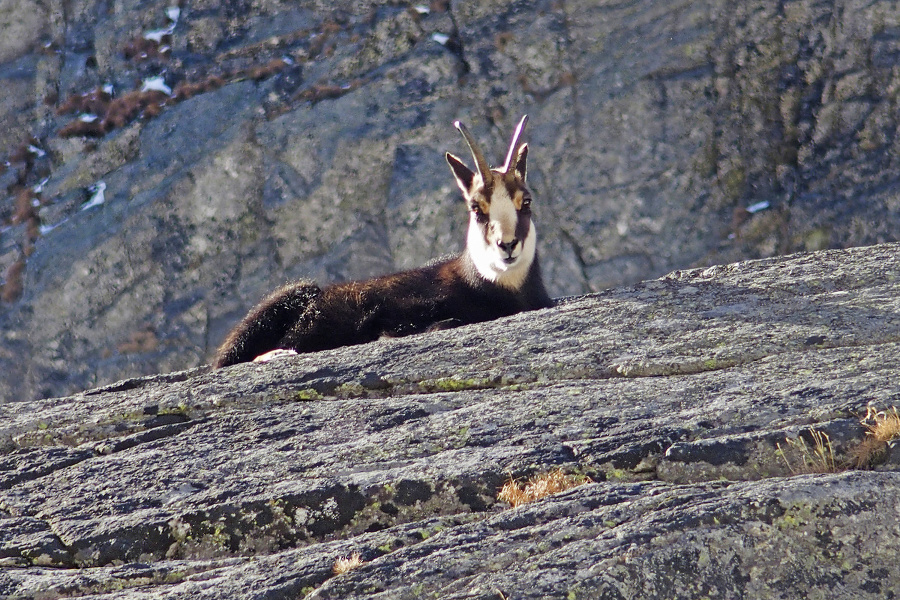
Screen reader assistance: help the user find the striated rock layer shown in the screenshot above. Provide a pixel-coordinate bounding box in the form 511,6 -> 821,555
1,243 -> 899,598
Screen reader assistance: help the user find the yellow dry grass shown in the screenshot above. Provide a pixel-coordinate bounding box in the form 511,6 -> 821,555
777,407 -> 900,473
852,406 -> 900,469
498,469 -> 592,507
332,551 -> 364,575
777,429 -> 838,474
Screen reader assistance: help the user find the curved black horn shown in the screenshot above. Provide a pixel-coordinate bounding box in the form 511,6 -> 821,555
503,115 -> 528,173
455,120 -> 493,191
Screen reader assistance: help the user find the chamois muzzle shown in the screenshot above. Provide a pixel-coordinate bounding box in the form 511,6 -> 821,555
498,238 -> 519,259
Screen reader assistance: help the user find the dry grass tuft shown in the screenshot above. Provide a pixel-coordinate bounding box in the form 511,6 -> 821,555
498,469 -> 593,508
777,429 -> 838,474
332,551 -> 364,575
852,406 -> 900,469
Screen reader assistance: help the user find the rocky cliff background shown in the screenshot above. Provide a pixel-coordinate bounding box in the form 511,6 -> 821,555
2,0 -> 900,400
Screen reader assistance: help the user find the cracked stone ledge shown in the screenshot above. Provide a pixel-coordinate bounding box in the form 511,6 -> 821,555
1,244 -> 900,597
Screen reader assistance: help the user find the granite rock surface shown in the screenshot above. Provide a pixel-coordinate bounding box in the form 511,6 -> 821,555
1,243 -> 899,598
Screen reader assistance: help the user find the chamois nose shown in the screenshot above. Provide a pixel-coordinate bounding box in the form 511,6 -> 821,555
497,238 -> 519,255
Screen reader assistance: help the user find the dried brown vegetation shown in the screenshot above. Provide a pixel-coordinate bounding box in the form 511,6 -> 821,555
776,429 -> 838,475
57,87 -> 174,138
332,552 -> 364,575
6,186 -> 41,257
12,188 -> 36,226
246,58 -> 289,81
852,406 -> 900,469
775,409 -> 900,474
293,79 -> 362,104
1,258 -> 26,303
56,86 -> 113,116
123,34 -> 172,61
56,60 -> 288,138
498,469 -> 593,508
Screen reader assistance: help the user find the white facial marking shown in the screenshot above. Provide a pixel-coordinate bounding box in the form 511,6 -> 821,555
467,176 -> 536,290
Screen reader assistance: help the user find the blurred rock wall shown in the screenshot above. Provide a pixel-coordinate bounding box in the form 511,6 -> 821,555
2,0 -> 900,399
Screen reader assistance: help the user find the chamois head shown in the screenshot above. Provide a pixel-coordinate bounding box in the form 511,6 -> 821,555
446,115 -> 536,290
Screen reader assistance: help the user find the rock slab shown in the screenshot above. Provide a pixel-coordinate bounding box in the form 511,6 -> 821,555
1,243 -> 900,598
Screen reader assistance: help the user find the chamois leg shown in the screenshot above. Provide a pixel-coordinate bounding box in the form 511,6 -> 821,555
213,281 -> 322,368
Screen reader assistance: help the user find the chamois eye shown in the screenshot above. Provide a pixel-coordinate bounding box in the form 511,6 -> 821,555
470,204 -> 488,223
520,196 -> 532,210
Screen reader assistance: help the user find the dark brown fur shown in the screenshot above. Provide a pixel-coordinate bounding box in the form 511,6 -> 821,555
213,253 -> 551,368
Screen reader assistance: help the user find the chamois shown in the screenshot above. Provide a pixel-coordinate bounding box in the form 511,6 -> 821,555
213,115 -> 552,368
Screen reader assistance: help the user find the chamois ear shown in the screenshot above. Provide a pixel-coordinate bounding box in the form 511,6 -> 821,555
446,152 -> 477,196
511,143 -> 528,182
